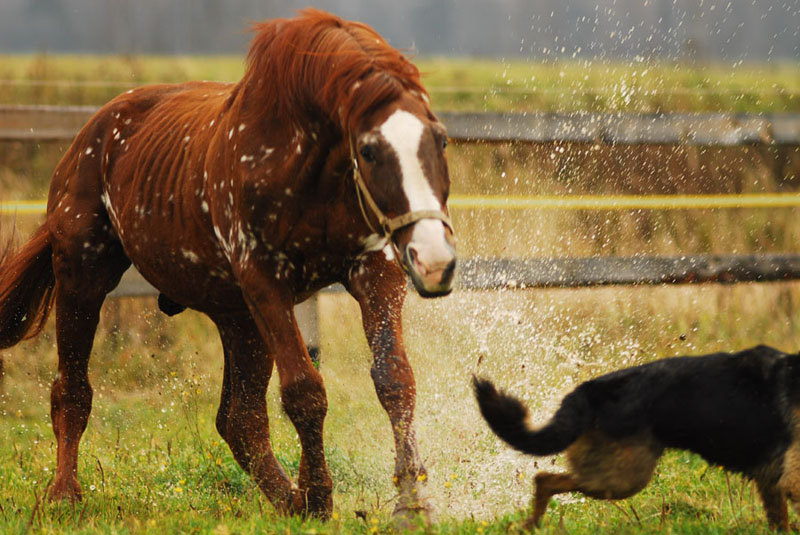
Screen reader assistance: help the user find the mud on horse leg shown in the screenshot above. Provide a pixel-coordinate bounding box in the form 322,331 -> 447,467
349,252 -> 432,521
213,313 -> 306,513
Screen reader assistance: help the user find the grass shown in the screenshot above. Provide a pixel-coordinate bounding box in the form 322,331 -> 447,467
0,54 -> 799,113
3,283 -> 800,534
1,54 -> 800,533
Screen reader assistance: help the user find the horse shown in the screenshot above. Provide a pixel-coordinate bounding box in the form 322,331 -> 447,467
0,9 -> 456,520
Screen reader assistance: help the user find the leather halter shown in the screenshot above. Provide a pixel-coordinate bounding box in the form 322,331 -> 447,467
348,136 -> 453,267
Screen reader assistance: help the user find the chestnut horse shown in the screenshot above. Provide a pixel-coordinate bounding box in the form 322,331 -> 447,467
0,10 -> 455,519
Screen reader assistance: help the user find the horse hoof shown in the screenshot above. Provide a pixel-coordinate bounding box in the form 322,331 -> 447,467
287,488 -> 306,516
288,485 -> 332,519
305,484 -> 333,519
392,500 -> 434,531
48,478 -> 83,502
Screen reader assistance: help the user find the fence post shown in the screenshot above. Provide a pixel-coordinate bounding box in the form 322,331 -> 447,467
295,296 -> 321,366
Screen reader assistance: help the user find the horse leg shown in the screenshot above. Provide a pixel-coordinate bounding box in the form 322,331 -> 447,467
48,288 -> 103,500
348,253 -> 431,520
365,303 -> 429,518
48,232 -> 129,501
274,314 -> 332,517
213,313 -> 305,513
237,279 -> 332,517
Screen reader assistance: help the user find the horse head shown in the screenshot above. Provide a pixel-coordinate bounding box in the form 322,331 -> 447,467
350,93 -> 456,297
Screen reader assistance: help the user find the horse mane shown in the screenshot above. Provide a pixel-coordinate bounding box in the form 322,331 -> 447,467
242,9 -> 429,133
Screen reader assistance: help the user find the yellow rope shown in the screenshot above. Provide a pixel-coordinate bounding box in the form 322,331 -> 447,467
5,193 -> 800,215
0,200 -> 47,214
448,193 -> 800,211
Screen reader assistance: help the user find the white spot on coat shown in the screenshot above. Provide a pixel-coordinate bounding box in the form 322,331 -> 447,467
181,249 -> 200,263
360,233 -> 388,252
382,243 -> 396,261
260,146 -> 274,161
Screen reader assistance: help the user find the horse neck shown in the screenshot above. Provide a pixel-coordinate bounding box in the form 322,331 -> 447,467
227,84 -> 352,197
226,74 -> 375,248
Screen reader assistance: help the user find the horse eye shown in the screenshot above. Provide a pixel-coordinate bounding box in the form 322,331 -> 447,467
441,137 -> 448,150
359,145 -> 376,164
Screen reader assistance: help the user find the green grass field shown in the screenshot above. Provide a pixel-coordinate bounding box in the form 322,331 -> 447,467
1,54 -> 800,534
1,54 -> 799,112
3,285 -> 800,534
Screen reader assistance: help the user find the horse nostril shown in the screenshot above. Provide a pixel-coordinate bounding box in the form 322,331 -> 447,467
406,246 -> 420,268
440,258 -> 456,285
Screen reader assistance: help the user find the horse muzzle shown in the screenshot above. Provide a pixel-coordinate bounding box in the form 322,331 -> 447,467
402,220 -> 456,298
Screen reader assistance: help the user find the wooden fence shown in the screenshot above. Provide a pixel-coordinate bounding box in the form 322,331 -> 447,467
2,105 -> 800,145
3,105 -> 800,349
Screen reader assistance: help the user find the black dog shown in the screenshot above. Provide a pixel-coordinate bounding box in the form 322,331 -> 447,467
474,345 -> 800,530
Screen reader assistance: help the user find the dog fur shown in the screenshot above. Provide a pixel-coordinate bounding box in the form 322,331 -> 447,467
474,345 -> 800,530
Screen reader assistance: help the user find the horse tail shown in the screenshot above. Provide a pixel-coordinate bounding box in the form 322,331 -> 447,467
0,225 -> 56,349
473,377 -> 591,456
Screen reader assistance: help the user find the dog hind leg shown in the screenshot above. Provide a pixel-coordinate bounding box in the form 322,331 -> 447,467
526,433 -> 663,528
566,432 -> 662,500
756,477 -> 789,531
779,438 -> 800,527
528,472 -> 577,528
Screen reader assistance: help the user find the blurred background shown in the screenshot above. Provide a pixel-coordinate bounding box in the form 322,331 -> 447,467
1,2 -> 800,533
2,0 -> 798,60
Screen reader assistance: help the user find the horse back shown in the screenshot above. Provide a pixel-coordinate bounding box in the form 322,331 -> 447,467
45,81 -> 248,310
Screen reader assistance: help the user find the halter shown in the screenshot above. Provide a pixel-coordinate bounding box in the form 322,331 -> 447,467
348,136 -> 453,269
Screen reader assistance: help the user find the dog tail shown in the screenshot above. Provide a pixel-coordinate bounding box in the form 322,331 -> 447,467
473,376 -> 590,456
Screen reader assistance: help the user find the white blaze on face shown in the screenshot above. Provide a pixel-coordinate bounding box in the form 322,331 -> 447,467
379,110 -> 452,272
380,110 -> 437,213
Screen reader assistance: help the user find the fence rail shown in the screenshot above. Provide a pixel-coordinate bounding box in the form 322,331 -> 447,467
2,105 -> 800,146
105,252 -> 800,350
3,104 -> 800,347
459,253 -> 800,289
107,253 -> 800,299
